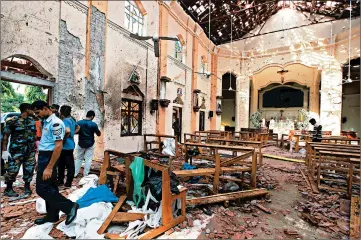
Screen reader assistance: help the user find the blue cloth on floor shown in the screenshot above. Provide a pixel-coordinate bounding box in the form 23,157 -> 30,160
76,184 -> 119,208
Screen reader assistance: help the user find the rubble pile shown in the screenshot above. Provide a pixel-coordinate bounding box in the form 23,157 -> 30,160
263,146 -> 306,159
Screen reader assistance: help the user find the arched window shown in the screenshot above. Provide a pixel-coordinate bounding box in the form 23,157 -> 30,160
124,0 -> 144,35
175,41 -> 183,62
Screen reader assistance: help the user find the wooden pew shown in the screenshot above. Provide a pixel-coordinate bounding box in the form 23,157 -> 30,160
206,138 -> 264,165
317,150 -> 360,197
98,150 -> 188,239
143,134 -> 180,157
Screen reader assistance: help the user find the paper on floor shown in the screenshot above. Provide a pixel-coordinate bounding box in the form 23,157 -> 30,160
21,222 -> 53,239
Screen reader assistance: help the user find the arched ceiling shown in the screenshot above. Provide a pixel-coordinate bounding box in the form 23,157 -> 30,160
179,0 -> 360,45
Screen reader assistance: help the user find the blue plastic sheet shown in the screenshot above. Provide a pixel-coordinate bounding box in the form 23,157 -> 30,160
76,184 -> 118,208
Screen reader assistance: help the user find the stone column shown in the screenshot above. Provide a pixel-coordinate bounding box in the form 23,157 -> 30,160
236,75 -> 250,129
320,67 -> 342,135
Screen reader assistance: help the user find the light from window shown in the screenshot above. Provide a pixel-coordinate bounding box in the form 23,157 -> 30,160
125,1 -> 144,35
121,99 -> 142,136
175,41 -> 183,62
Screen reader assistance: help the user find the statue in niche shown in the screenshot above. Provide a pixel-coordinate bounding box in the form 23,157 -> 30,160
217,103 -> 222,111
200,96 -> 206,109
194,94 -> 199,107
173,88 -> 184,105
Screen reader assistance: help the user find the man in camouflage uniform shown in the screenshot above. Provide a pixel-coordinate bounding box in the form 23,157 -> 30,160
2,103 -> 37,197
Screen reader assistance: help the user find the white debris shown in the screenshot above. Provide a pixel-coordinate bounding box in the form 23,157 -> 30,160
21,222 -> 53,239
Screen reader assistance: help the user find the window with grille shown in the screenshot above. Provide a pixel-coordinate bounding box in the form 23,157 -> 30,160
175,41 -> 183,62
124,0 -> 144,35
121,99 -> 142,136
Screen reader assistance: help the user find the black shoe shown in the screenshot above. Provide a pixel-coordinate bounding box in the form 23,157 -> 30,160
4,188 -> 19,197
57,181 -> 64,186
65,203 -> 79,225
64,182 -> 72,188
24,183 -> 32,195
34,217 -> 59,225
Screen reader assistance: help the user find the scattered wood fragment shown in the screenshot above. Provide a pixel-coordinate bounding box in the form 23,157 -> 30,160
307,172 -> 320,194
254,203 -> 271,214
300,212 -> 318,226
97,195 -> 127,234
284,229 -> 299,235
263,154 -> 305,163
350,196 -> 360,240
299,169 -> 311,189
187,189 -> 268,205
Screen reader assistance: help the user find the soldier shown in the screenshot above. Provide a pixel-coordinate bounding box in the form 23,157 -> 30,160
31,100 -> 78,225
2,103 -> 37,197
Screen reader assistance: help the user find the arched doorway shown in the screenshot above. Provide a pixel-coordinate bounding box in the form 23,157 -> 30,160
221,72 -> 237,131
341,57 -> 360,137
1,55 -> 54,113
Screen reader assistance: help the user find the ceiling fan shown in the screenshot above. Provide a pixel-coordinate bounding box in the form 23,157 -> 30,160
194,0 -> 222,81
222,14 -> 236,92
340,0 -> 359,86
129,33 -> 179,57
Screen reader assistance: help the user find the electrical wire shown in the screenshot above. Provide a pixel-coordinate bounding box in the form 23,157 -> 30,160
347,0 -> 351,81
229,14 -> 233,91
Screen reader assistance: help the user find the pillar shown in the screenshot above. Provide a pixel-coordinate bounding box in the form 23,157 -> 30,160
236,75 -> 250,129
320,67 -> 342,135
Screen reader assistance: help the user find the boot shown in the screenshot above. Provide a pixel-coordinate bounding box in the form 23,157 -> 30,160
4,182 -> 19,197
24,182 -> 32,195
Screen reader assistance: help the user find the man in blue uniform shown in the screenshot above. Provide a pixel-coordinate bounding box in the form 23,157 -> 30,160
2,103 -> 36,197
31,100 -> 78,225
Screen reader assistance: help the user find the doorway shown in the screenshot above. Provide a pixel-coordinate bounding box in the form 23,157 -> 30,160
172,107 -> 182,142
221,72 -> 237,131
199,111 -> 205,131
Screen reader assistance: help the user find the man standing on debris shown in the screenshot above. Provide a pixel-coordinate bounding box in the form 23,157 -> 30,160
309,118 -> 322,142
172,118 -> 181,142
31,100 -> 78,225
74,110 -> 101,177
2,103 -> 36,197
57,105 -> 80,187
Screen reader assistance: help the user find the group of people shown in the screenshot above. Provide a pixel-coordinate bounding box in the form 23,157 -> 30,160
1,100 -> 100,225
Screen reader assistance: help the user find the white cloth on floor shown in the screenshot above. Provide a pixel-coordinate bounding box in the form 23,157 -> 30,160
162,138 -> 175,156
78,174 -> 98,186
56,202 -> 112,239
21,222 -> 53,239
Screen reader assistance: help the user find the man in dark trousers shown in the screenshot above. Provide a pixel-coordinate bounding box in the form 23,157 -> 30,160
57,105 -> 80,187
172,118 -> 181,142
309,118 -> 322,142
31,100 -> 78,225
74,110 -> 101,177
2,103 -> 36,197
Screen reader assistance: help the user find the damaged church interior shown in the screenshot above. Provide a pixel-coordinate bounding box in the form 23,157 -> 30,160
1,0 -> 361,239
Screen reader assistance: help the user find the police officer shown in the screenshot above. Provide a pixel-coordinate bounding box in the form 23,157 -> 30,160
2,103 -> 36,197
31,100 -> 78,225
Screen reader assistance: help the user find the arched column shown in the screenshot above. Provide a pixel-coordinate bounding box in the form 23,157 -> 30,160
235,75 -> 250,129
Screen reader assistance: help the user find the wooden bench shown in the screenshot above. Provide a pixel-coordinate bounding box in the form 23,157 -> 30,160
182,142 -> 257,189
175,142 -> 267,205
143,134 -> 180,157
317,150 -> 360,198
206,138 -> 264,165
98,150 -> 188,239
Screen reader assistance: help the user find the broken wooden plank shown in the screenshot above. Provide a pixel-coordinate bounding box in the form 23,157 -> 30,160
301,212 -> 318,226
112,212 -> 146,223
173,166 -> 252,177
300,168 -> 312,189
263,154 -> 305,163
350,196 -> 360,240
97,195 -> 127,234
186,189 -> 268,205
220,151 -> 253,167
307,172 -> 320,194
254,203 -> 271,214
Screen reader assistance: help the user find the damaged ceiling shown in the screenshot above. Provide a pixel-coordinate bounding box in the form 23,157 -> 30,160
178,0 -> 361,45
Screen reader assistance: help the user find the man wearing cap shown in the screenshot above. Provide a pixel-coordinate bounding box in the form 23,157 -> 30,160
31,100 -> 78,225
2,103 -> 36,197
309,118 -> 322,142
